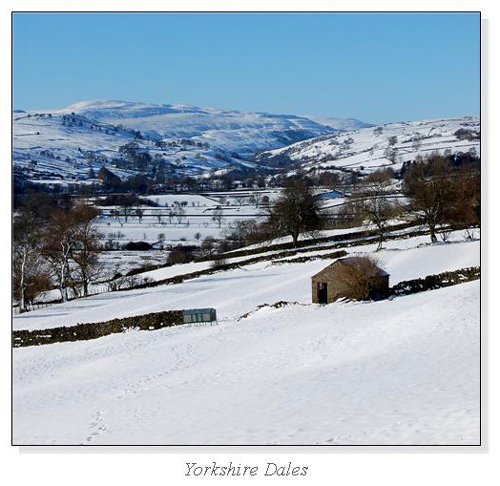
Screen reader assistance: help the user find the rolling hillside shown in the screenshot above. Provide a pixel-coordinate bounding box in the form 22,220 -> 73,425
258,116 -> 480,175
13,100 -> 335,182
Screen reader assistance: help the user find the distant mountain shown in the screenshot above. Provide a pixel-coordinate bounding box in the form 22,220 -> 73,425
13,99 -> 337,182
14,100 -> 479,185
307,116 -> 374,131
257,117 -> 480,174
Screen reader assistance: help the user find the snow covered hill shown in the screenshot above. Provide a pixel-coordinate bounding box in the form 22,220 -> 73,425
13,228 -> 480,445
59,100 -> 334,149
13,100 -> 335,182
14,100 -> 479,183
258,116 -> 480,175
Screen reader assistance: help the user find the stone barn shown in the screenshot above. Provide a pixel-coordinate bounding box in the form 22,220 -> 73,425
311,257 -> 390,304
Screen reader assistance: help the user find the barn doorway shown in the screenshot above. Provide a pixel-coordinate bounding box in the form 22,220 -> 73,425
318,282 -> 328,304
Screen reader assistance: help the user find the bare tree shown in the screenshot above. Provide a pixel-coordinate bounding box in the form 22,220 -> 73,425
201,236 -> 216,257
212,207 -> 223,228
175,206 -> 186,224
332,197 -> 365,228
122,204 -> 132,223
264,178 -> 324,247
354,171 -> 399,250
70,203 -> 104,297
403,154 -> 455,243
388,135 -> 398,147
13,214 -> 50,312
135,207 -> 144,224
412,138 -> 422,152
447,165 -> 480,233
42,208 -> 78,302
260,195 -> 271,208
384,147 -> 398,164
211,257 -> 228,269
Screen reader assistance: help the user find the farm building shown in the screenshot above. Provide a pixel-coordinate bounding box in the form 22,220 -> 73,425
317,190 -> 344,199
311,257 -> 390,304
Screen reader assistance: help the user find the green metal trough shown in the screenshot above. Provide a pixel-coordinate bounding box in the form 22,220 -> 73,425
182,308 -> 217,324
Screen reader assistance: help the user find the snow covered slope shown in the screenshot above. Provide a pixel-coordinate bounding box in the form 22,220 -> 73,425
59,100 -> 334,151
13,100 -> 335,181
258,116 -> 480,174
12,228 -> 480,445
13,281 -> 479,445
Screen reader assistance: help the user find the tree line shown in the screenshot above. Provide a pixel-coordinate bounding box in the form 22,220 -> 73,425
220,153 -> 480,252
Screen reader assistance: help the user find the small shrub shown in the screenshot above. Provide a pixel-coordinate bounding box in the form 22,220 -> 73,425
166,245 -> 196,265
210,258 -> 228,269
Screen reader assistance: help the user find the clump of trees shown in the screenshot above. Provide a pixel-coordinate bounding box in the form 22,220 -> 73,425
403,153 -> 480,242
217,220 -> 269,252
13,200 -> 104,312
454,128 -> 480,141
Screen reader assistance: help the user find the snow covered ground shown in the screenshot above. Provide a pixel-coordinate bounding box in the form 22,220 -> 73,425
13,281 -> 479,445
94,200 -> 265,247
12,227 -> 480,445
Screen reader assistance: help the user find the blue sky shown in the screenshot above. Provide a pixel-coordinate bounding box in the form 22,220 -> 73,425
13,12 -> 480,123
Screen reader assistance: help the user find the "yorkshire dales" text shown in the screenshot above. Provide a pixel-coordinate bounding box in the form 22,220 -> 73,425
185,461 -> 309,478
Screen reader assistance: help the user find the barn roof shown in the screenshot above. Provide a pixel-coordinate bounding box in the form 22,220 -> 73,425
312,257 -> 389,278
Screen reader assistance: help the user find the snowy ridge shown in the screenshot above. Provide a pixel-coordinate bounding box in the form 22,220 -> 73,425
258,116 -> 480,174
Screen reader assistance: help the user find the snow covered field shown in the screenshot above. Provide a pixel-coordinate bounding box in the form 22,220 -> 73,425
94,192 -> 269,248
12,227 -> 480,445
13,281 -> 479,445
